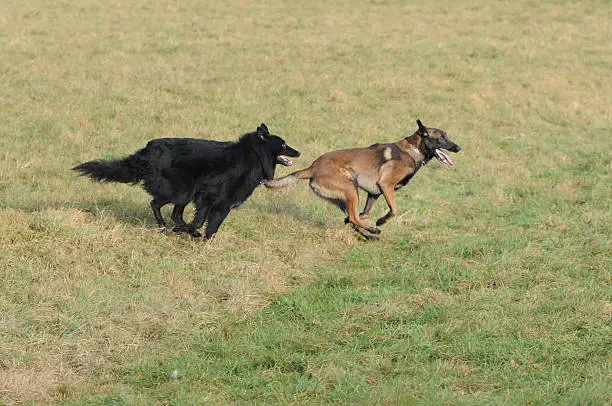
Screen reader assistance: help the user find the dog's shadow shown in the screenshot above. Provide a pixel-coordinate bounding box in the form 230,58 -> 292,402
17,198 -> 157,228
246,201 -> 328,228
15,198 -> 328,230
78,198 -> 157,227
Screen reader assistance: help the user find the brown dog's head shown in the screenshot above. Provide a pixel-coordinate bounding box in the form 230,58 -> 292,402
416,119 -> 461,165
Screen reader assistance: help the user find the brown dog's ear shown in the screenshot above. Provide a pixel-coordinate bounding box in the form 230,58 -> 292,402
416,119 -> 429,137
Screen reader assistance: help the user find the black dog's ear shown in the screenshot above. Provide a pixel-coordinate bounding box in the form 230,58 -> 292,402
257,123 -> 270,137
416,119 -> 429,138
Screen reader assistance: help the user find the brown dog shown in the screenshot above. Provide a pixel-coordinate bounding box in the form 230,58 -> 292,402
265,120 -> 461,240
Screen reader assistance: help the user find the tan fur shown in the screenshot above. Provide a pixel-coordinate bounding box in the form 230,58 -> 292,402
266,120 -> 462,239
265,129 -> 435,238
383,147 -> 393,162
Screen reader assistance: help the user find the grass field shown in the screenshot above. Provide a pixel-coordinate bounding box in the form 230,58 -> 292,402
0,0 -> 610,404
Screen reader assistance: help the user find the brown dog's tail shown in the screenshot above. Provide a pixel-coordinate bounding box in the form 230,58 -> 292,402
264,167 -> 314,188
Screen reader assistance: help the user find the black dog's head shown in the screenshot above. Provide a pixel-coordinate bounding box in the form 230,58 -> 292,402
255,123 -> 301,167
245,123 -> 301,180
415,119 -> 461,165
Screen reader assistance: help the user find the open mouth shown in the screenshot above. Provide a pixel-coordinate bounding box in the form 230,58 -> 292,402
277,155 -> 293,166
435,149 -> 454,166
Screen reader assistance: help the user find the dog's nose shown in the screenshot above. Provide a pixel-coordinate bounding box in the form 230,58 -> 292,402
454,145 -> 461,152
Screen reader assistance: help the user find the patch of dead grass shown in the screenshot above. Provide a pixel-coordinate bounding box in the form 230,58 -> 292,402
0,360 -> 82,404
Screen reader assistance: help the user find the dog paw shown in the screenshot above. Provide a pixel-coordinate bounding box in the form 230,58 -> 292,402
172,225 -> 184,233
371,227 -> 382,234
375,218 -> 387,227
363,233 -> 380,241
190,231 -> 202,238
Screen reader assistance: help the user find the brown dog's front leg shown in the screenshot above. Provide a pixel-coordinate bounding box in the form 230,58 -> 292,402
376,184 -> 398,227
360,193 -> 380,219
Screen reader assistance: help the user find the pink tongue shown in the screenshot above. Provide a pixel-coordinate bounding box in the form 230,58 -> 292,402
436,149 -> 453,166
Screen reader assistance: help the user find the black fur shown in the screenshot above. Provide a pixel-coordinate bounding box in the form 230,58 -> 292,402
73,123 -> 300,239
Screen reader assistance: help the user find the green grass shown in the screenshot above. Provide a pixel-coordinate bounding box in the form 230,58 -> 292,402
0,0 -> 610,404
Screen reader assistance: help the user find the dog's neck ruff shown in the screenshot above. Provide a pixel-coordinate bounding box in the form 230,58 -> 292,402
407,144 -> 426,167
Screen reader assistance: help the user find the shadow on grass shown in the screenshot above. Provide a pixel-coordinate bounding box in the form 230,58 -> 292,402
247,201 -> 328,228
13,198 -> 156,227
11,198 -> 329,230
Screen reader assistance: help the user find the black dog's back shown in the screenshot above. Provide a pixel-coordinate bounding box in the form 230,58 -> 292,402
143,138 -> 235,179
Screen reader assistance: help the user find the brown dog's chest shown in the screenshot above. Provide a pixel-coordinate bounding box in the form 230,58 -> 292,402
395,172 -> 415,190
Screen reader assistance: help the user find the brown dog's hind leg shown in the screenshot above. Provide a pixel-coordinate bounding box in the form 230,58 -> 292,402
344,188 -> 381,237
310,174 -> 380,239
344,192 -> 380,224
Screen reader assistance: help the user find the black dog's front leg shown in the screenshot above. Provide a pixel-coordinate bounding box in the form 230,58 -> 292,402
183,204 -> 211,238
173,198 -> 209,237
171,203 -> 200,235
204,208 -> 231,240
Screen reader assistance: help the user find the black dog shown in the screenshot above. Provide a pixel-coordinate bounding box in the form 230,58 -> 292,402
73,123 -> 300,239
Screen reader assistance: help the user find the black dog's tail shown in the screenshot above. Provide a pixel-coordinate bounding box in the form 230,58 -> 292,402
72,153 -> 145,184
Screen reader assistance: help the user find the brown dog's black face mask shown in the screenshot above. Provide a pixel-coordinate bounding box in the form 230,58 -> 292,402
417,120 -> 461,165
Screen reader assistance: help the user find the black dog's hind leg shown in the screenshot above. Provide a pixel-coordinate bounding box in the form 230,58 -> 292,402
171,204 -> 187,225
170,203 -> 188,232
172,203 -> 198,237
204,208 -> 231,240
150,199 -> 169,230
